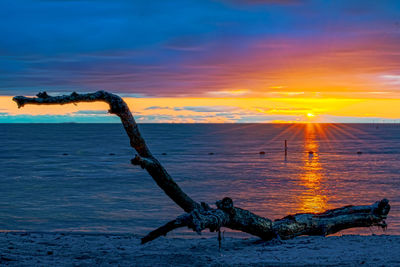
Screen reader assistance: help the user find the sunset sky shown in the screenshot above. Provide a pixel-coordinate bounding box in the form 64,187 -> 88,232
1,0 -> 400,123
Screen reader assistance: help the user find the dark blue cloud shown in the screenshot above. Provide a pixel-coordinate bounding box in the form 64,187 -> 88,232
144,106 -> 170,110
1,0 -> 400,96
0,112 -> 119,123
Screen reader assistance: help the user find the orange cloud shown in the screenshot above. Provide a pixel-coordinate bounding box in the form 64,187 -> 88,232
2,95 -> 400,123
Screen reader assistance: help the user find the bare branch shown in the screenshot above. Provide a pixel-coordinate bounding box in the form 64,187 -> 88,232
141,219 -> 187,244
13,91 -> 200,213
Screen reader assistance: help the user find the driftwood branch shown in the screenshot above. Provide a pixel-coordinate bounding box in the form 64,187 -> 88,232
13,91 -> 199,213
13,91 -> 391,244
142,198 -> 390,244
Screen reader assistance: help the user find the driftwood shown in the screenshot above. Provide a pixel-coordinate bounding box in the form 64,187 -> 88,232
13,91 -> 391,244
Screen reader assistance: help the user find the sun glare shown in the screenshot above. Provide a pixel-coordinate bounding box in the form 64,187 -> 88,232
307,113 -> 315,118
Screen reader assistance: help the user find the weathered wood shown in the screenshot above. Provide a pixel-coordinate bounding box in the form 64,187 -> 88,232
13,91 -> 391,244
142,198 -> 390,244
13,91 -> 199,213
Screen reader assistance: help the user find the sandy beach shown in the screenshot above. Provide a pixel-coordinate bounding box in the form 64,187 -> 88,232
0,232 -> 399,266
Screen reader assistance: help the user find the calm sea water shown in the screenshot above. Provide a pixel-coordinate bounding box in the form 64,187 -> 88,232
0,123 -> 399,237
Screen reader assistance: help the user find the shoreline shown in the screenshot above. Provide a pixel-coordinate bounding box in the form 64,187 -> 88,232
1,232 -> 399,266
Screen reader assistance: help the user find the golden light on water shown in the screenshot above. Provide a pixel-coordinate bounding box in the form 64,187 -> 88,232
297,124 -> 329,213
294,123 -> 376,214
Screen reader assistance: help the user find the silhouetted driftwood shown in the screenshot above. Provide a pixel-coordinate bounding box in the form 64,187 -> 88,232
13,91 -> 391,244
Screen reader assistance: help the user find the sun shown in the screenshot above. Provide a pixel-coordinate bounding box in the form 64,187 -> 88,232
307,113 -> 315,118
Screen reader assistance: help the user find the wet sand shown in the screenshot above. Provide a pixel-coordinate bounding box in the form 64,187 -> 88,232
0,232 -> 399,266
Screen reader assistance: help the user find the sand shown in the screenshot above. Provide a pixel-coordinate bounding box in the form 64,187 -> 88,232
0,232 -> 399,266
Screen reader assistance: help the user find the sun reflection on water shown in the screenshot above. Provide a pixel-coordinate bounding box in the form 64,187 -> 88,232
297,124 -> 329,213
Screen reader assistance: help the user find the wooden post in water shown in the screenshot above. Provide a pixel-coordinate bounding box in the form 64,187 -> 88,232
284,139 -> 287,158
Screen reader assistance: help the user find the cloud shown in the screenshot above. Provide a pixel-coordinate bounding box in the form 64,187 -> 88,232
173,106 -> 239,113
144,106 -> 171,110
1,0 -> 400,99
255,107 -> 311,115
0,113 -> 119,123
72,110 -> 108,115
320,115 -> 386,123
381,75 -> 400,85
207,90 -> 250,97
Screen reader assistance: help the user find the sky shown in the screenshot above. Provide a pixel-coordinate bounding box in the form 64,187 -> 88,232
1,0 -> 400,123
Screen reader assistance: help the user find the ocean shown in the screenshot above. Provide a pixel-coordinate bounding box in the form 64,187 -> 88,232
0,123 -> 399,237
